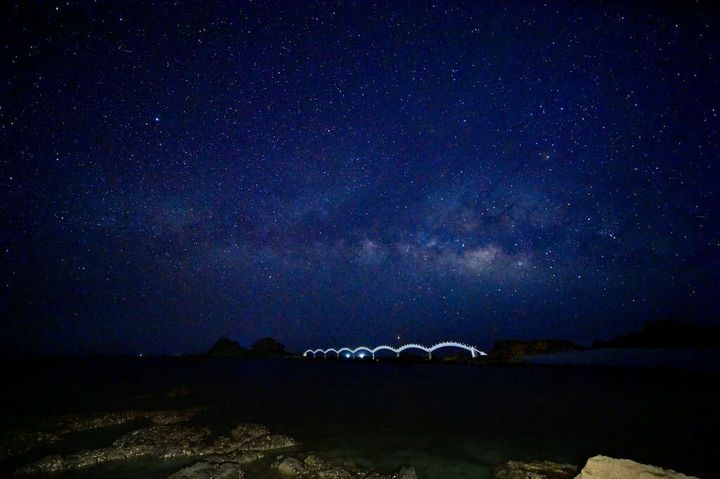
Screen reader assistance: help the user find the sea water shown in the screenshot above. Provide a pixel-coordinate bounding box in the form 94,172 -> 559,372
2,356 -> 718,478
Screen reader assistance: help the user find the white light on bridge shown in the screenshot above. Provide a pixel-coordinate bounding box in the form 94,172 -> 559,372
304,341 -> 486,360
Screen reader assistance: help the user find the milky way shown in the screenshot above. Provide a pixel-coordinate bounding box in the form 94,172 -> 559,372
2,1 -> 719,354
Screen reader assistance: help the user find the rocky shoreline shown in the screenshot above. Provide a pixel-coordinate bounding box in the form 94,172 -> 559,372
1,408 -> 417,478
0,408 -> 701,478
493,457 -> 700,479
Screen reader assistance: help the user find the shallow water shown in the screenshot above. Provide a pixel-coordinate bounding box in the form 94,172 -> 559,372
2,357 -> 718,478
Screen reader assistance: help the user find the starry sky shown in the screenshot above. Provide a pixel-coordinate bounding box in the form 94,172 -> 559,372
2,1 -> 719,355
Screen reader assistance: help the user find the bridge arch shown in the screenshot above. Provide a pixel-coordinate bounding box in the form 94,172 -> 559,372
351,346 -> 373,359
303,348 -> 328,358
428,341 -> 486,358
304,341 -> 487,360
396,343 -> 431,359
337,347 -> 355,357
370,345 -> 396,359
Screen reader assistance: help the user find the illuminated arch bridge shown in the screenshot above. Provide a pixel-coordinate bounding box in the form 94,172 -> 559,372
303,341 -> 487,360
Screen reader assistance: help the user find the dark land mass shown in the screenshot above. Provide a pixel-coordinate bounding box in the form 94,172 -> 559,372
203,336 -> 291,358
251,337 -> 288,357
199,320 -> 720,366
204,337 -> 249,357
592,319 -> 720,350
487,339 -> 583,362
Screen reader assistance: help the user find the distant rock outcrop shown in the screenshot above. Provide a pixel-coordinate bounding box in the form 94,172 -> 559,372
203,336 -> 291,358
490,339 -> 582,361
593,319 -> 720,350
251,337 -> 286,356
206,337 -> 248,357
575,455 -> 699,479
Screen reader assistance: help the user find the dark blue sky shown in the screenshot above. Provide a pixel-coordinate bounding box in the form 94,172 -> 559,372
2,1 -> 719,355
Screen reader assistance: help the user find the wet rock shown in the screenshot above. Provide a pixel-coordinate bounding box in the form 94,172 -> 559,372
168,460 -> 245,479
53,407 -> 202,434
221,423 -> 296,451
303,454 -> 352,478
14,420 -> 296,475
272,454 -> 357,478
275,456 -> 307,475
272,454 -> 415,479
393,467 -> 418,479
494,460 -> 577,479
112,424 -> 212,458
575,455 -> 700,479
202,451 -> 265,465
14,425 -> 212,474
15,449 -> 126,474
151,409 -> 203,425
231,423 -> 271,441
14,454 -> 61,474
365,466 -> 417,479
1,408 -> 201,461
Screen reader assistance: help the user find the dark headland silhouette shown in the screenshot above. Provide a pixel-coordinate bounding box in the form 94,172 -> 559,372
488,339 -> 582,362
592,319 -> 720,350
201,319 -> 719,364
204,336 -> 290,358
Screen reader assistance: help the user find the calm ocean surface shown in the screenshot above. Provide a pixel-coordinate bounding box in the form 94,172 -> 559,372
2,356 -> 718,478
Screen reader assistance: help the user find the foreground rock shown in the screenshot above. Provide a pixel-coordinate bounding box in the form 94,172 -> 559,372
6,408 -> 419,479
213,423 -> 296,453
575,455 -> 700,479
54,407 -> 202,433
272,454 -> 417,479
168,459 -> 245,479
15,425 -> 211,474
14,422 -> 296,475
0,408 -> 201,461
494,460 -> 577,479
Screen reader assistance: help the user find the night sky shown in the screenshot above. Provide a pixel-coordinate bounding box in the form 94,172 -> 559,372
2,1 -> 719,355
